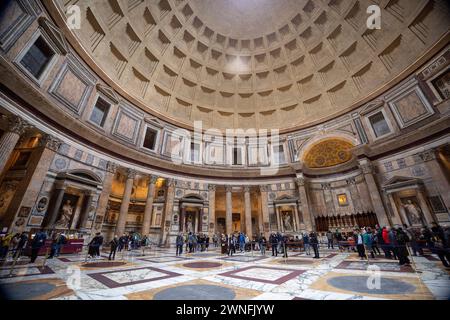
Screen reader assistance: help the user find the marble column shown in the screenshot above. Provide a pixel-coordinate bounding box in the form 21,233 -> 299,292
93,161 -> 117,234
347,178 -> 362,212
296,176 -> 314,231
259,185 -> 270,238
322,183 -> 336,215
244,186 -> 252,237
420,149 -> 450,211
161,178 -> 176,246
0,115 -> 30,175
387,193 -> 406,226
3,134 -> 61,232
225,186 -> 233,235
358,158 -> 390,227
77,191 -> 93,230
116,168 -> 136,236
141,175 -> 157,236
46,183 -> 67,228
208,184 -> 216,236
293,204 -> 300,232
416,187 -> 436,225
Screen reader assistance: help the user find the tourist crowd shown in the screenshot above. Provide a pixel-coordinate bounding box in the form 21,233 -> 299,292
0,222 -> 448,269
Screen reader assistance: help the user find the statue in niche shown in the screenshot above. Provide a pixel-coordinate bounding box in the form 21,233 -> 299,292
401,198 -> 424,226
186,214 -> 194,232
54,199 -> 74,228
282,211 -> 293,231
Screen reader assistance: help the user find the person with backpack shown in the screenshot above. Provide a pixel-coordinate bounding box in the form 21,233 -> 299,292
303,233 -> 311,255
363,228 -> 375,259
176,233 -> 184,256
282,234 -> 289,258
310,232 -> 320,259
326,230 -> 334,249
270,233 -> 278,256
258,233 -> 267,255
30,229 -> 47,263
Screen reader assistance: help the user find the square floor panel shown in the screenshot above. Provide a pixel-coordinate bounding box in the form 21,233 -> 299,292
220,266 -> 305,284
88,267 -> 181,288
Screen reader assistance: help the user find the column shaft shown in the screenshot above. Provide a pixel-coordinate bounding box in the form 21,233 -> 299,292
77,192 -> 93,229
161,179 -> 176,246
259,186 -> 270,238
387,193 -> 405,226
296,177 -> 313,231
116,169 -> 136,236
46,186 -> 66,228
141,176 -> 157,236
92,162 -> 116,234
208,185 -> 216,236
0,115 -> 29,175
244,187 -> 252,237
417,189 -> 436,225
225,186 -> 233,235
359,159 -> 390,227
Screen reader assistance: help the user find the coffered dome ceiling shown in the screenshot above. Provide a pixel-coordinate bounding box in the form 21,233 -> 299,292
55,0 -> 449,130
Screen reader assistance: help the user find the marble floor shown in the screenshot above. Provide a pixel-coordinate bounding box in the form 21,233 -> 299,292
0,246 -> 449,300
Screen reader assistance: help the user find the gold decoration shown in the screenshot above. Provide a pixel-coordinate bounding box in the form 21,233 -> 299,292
303,139 -> 354,168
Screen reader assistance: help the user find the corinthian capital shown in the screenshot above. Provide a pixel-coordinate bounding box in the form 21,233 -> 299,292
167,178 -> 177,187
295,177 -> 305,187
208,184 -> 216,192
419,149 -> 437,162
259,185 -> 268,192
125,168 -> 137,179
148,175 -> 158,184
38,134 -> 62,151
6,115 -> 31,135
358,158 -> 373,174
106,161 -> 119,174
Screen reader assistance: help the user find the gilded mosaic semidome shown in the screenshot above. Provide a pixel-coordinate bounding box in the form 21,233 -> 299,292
52,0 -> 449,130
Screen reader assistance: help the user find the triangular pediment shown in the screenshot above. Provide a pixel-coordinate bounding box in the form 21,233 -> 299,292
382,176 -> 422,188
38,17 -> 69,55
96,84 -> 119,104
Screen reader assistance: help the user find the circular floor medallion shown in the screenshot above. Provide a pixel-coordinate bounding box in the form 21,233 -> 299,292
2,282 -> 56,300
182,262 -> 222,269
327,276 -> 416,294
154,284 -> 236,300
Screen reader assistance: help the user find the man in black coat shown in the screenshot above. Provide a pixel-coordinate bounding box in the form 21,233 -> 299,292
89,233 -> 103,258
310,232 -> 320,259
270,233 -> 278,256
30,230 -> 47,263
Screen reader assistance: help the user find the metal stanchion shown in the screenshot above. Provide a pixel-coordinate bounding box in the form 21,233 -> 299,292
406,244 -> 422,274
8,250 -> 20,277
41,246 -> 50,268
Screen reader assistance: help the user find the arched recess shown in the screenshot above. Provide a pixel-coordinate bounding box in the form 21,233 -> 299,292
299,133 -> 357,169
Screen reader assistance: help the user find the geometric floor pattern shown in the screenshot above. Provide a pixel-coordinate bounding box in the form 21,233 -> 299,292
0,246 -> 449,300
